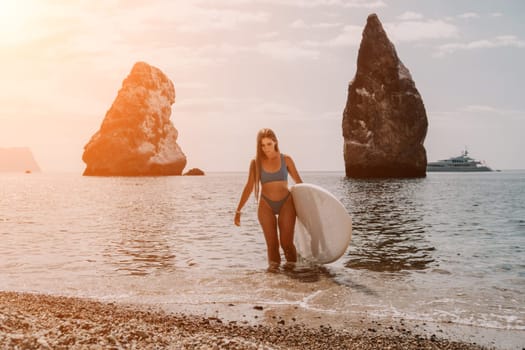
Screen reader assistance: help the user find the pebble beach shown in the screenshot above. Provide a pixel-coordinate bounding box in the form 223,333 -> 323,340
0,291 -> 487,350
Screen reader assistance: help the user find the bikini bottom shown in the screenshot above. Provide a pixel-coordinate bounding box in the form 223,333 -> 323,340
261,192 -> 291,215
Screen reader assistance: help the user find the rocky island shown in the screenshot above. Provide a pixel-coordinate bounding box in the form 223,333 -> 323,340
342,14 -> 428,178
82,62 -> 187,176
0,147 -> 41,173
183,168 -> 205,176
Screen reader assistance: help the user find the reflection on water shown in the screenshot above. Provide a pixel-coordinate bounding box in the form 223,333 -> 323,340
106,229 -> 176,276
100,178 -> 178,276
281,263 -> 333,283
338,178 -> 435,272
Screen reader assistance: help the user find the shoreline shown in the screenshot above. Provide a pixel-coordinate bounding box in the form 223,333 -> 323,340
0,291 -> 489,349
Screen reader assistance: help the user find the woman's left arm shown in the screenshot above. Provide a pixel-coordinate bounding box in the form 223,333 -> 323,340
285,155 -> 303,184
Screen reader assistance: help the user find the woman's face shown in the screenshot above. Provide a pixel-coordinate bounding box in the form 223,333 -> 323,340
260,137 -> 277,157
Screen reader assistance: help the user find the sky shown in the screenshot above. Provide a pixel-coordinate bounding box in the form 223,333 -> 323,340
1,0 -> 524,172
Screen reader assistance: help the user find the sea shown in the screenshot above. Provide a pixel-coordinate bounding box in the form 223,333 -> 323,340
1,171 -> 524,348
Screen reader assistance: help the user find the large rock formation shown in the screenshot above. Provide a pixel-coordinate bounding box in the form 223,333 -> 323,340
0,147 -> 41,173
82,62 -> 186,176
342,14 -> 428,178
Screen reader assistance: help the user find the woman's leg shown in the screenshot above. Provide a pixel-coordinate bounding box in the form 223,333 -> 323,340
278,195 -> 297,263
258,201 -> 281,269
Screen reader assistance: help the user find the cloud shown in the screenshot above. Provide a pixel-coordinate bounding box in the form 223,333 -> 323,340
290,19 -> 343,30
1,0 -> 379,66
256,40 -> 321,60
176,96 -> 306,121
428,105 -> 525,122
317,15 -> 458,48
313,22 -> 343,29
397,11 -> 424,21
461,105 -> 500,113
430,106 -> 525,126
457,12 -> 480,19
322,0 -> 387,8
290,19 -> 307,29
306,16 -> 459,49
259,31 -> 280,40
318,111 -> 342,120
460,105 -> 524,118
385,20 -> 459,42
174,8 -> 269,32
217,0 -> 387,8
325,25 -> 363,47
436,35 -> 525,56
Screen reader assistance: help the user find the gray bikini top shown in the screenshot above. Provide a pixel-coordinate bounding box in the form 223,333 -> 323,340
260,154 -> 288,184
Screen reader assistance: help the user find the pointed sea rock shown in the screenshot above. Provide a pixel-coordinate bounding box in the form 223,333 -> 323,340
342,14 -> 428,178
82,62 -> 187,176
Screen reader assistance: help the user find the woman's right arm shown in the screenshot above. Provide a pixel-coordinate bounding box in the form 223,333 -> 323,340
234,160 -> 256,226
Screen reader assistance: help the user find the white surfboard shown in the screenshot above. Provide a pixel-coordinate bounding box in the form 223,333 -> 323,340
291,183 -> 352,264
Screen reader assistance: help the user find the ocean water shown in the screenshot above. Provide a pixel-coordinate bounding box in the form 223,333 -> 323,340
1,172 -> 524,342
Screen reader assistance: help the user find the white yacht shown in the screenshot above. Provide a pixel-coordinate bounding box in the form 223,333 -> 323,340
427,150 -> 493,172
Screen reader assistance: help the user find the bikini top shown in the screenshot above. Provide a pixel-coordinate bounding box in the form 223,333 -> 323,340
260,153 -> 288,184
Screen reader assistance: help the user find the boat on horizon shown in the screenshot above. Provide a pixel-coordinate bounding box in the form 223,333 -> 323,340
427,149 -> 493,172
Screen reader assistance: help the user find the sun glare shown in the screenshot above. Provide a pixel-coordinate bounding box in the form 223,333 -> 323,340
0,0 -> 38,45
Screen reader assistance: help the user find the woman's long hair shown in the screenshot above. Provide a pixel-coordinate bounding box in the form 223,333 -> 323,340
254,128 -> 279,202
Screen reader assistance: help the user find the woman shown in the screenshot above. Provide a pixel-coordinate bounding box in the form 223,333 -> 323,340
234,128 -> 303,270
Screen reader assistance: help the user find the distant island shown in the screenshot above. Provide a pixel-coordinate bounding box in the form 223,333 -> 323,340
183,168 -> 205,176
0,147 -> 41,173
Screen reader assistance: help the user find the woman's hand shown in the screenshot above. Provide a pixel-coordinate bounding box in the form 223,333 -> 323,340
234,211 -> 241,226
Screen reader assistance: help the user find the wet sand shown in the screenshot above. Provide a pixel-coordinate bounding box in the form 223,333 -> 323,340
0,291 -> 487,349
